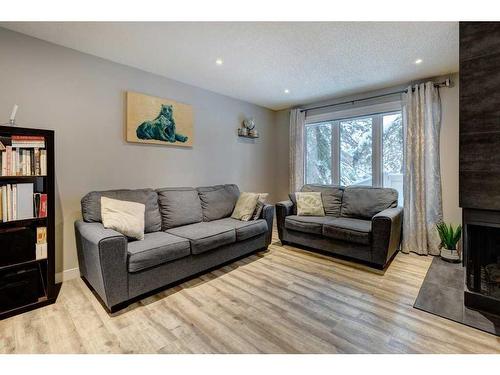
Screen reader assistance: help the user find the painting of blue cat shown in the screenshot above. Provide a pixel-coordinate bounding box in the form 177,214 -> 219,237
126,91 -> 193,147
136,104 -> 188,143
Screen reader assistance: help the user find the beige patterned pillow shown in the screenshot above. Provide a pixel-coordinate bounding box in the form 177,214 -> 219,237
231,192 -> 260,221
101,196 -> 145,240
296,192 -> 325,216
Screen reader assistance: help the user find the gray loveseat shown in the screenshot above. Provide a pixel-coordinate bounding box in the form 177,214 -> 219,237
75,184 -> 274,312
276,185 -> 402,269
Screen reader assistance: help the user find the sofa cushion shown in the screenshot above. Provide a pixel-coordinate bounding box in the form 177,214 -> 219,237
197,184 -> 240,221
341,186 -> 398,219
166,221 -> 236,254
323,218 -> 372,245
215,217 -> 268,241
301,185 -> 344,217
284,215 -> 335,235
127,232 -> 190,272
157,187 -> 203,229
81,188 -> 162,233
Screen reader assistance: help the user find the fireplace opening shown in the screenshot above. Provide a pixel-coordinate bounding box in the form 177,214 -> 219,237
465,224 -> 500,309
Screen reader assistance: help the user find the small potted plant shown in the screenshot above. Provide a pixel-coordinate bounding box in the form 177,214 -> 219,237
436,222 -> 462,263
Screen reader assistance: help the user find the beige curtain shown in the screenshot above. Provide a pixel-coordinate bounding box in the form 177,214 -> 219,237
289,108 -> 306,193
401,82 -> 443,255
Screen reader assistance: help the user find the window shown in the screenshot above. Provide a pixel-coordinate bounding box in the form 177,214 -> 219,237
382,113 -> 404,205
305,123 -> 332,185
304,110 -> 403,204
340,117 -> 373,186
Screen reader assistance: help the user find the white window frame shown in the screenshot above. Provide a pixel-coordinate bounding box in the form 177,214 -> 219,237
304,101 -> 402,187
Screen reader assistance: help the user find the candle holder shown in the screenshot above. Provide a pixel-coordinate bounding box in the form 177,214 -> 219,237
2,104 -> 19,126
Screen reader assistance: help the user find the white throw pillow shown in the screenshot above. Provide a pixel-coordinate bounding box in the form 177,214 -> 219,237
296,192 -> 325,216
101,196 -> 145,240
231,192 -> 260,221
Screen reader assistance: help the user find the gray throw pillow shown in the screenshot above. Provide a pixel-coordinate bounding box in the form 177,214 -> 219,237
252,193 -> 269,220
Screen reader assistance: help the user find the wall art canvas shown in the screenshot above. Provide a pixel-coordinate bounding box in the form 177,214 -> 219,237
126,91 -> 194,147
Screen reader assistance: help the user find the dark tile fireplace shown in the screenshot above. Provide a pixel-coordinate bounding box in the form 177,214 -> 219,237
463,210 -> 500,315
460,21 -> 500,318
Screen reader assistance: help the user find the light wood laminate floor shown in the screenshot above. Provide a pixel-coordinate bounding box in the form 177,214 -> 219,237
1,230 -> 499,353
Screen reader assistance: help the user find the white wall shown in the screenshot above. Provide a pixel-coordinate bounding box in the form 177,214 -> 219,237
274,73 -> 461,225
0,28 -> 281,275
439,74 -> 460,225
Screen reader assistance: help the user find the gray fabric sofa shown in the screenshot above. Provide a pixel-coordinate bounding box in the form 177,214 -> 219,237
276,185 -> 402,269
74,184 -> 274,311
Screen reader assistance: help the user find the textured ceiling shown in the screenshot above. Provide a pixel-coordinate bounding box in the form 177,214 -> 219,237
1,22 -> 459,110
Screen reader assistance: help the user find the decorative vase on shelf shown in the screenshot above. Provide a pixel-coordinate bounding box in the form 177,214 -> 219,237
436,222 -> 462,263
239,118 -> 258,138
243,118 -> 255,131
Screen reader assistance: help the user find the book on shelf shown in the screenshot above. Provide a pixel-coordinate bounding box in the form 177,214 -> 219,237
33,192 -> 47,218
11,184 -> 17,221
0,136 -> 46,176
17,183 -> 34,219
0,186 -> 7,222
0,183 -> 46,222
11,135 -> 45,148
36,226 -> 47,260
6,184 -> 12,220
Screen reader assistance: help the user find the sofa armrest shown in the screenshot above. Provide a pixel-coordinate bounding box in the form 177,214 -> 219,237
260,204 -> 275,246
371,207 -> 403,267
276,200 -> 293,241
74,220 -> 129,309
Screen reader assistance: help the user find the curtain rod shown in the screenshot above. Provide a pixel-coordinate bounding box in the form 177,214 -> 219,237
300,78 -> 451,113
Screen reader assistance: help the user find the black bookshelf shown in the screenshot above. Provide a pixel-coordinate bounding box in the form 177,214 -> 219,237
0,125 -> 56,319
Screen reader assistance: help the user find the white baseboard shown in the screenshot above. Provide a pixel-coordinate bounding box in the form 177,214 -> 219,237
55,267 -> 80,283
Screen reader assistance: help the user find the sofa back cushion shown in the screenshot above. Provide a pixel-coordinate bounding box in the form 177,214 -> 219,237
197,184 -> 240,221
341,186 -> 398,219
81,188 -> 162,233
156,187 -> 203,229
301,184 -> 344,217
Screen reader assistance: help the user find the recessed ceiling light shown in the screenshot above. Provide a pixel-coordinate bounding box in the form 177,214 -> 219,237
284,89 -> 290,94
215,58 -> 223,65
415,59 -> 423,64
